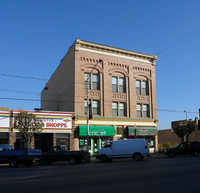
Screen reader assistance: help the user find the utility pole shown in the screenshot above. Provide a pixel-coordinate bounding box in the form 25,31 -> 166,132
86,59 -> 103,158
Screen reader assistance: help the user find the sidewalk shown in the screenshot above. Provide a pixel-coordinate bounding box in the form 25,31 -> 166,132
148,152 -> 166,159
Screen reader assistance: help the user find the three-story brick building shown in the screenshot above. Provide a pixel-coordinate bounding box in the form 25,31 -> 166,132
41,39 -> 158,154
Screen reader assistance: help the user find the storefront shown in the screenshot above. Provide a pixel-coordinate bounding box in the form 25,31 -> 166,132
78,125 -> 115,155
5,110 -> 74,151
0,111 -> 10,144
128,126 -> 157,152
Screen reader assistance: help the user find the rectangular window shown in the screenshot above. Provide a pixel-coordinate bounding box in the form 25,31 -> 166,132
92,74 -> 99,90
119,102 -> 126,116
136,80 -> 141,95
112,102 -> 126,116
112,102 -> 118,116
84,73 -> 91,90
119,78 -> 125,93
112,76 -> 125,93
84,100 -> 99,115
112,77 -> 118,92
84,100 -> 88,114
143,104 -> 149,117
137,104 -> 149,118
137,104 -> 142,117
136,80 -> 148,95
142,81 -> 148,95
92,100 -> 100,115
84,73 -> 99,90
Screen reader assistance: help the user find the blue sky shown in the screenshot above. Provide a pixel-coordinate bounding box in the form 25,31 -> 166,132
0,0 -> 200,130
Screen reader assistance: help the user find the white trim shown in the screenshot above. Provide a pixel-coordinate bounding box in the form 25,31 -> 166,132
78,47 -> 152,64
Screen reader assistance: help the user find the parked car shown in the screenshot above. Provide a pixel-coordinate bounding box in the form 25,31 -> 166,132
0,144 -> 41,167
40,146 -> 90,165
165,142 -> 200,158
96,139 -> 150,162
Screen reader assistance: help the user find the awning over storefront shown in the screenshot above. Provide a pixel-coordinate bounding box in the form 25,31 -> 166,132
79,125 -> 115,136
128,127 -> 157,136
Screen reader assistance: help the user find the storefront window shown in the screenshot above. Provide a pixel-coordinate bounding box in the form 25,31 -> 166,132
79,138 -> 91,151
0,132 -> 9,144
56,133 -> 70,150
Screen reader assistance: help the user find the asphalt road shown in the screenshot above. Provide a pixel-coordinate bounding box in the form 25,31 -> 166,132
0,156 -> 200,193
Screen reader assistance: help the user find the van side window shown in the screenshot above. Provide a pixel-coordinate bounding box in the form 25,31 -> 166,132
104,142 -> 112,148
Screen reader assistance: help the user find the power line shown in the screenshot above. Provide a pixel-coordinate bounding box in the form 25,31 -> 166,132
156,27 -> 200,56
0,96 -> 198,114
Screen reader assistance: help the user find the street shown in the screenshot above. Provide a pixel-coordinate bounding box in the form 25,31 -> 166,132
0,156 -> 200,193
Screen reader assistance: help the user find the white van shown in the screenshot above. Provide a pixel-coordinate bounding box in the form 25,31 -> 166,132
96,139 -> 149,162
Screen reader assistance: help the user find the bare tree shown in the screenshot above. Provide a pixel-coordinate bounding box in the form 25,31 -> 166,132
14,112 -> 43,149
173,120 -> 195,143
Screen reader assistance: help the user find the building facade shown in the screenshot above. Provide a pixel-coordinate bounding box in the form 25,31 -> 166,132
0,110 -> 74,151
41,39 -> 158,154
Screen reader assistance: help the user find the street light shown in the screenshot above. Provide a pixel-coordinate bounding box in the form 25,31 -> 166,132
86,59 -> 103,157
184,110 -> 188,121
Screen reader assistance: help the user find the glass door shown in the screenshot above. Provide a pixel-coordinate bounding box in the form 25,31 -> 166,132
92,138 -> 99,155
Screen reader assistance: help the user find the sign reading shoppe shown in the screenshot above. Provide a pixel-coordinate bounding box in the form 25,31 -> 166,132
41,118 -> 72,129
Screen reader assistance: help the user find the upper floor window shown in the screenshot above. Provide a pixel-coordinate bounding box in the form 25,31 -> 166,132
112,102 -> 126,116
84,100 -> 100,115
84,73 -> 99,90
136,80 -> 148,95
112,77 -> 125,93
137,104 -> 149,118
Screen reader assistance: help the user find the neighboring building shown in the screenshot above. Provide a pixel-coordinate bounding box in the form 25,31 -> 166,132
0,110 -> 74,151
41,39 -> 158,154
158,117 -> 200,146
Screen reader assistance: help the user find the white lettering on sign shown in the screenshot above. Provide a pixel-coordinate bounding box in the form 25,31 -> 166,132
41,118 -> 72,129
89,129 -> 106,136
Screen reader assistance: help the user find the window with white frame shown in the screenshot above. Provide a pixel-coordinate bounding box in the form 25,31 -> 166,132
112,102 -> 126,116
137,104 -> 149,118
136,80 -> 148,95
112,76 -> 125,93
84,73 -> 99,90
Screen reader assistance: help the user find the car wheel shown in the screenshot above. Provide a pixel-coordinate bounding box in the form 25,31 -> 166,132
9,157 -> 18,168
168,152 -> 175,158
133,153 -> 143,161
69,157 -> 77,165
100,155 -> 107,162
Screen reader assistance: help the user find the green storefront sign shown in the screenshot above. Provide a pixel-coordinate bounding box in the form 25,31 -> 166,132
79,125 -> 115,136
128,127 -> 157,136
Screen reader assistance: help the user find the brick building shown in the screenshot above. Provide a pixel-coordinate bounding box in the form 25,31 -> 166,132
41,39 -> 158,154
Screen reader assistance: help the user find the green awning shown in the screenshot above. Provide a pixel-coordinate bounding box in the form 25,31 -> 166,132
79,125 -> 115,136
128,127 -> 157,136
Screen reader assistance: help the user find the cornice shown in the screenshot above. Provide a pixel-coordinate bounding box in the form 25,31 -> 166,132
75,39 -> 157,65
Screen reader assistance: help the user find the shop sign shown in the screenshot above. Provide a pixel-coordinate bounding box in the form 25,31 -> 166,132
128,127 -> 157,136
79,126 -> 115,136
0,115 -> 10,128
41,118 -> 72,129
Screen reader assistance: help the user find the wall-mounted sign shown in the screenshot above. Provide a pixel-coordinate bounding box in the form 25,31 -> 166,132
41,118 -> 72,129
0,113 -> 10,128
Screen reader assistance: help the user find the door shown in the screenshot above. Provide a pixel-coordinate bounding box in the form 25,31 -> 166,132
92,138 -> 99,156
